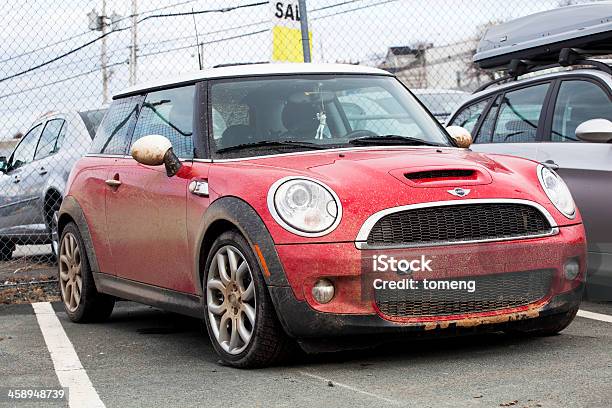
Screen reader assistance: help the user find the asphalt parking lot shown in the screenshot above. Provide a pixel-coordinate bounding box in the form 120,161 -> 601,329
0,299 -> 611,408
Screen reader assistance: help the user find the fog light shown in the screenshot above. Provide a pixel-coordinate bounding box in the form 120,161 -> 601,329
312,279 -> 335,304
564,259 -> 580,280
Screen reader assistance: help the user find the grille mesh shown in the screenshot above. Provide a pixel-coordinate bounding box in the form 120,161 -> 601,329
366,203 -> 552,247
375,269 -> 553,317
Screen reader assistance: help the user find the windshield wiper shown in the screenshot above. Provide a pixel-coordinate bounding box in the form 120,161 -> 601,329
216,140 -> 329,153
348,134 -> 444,147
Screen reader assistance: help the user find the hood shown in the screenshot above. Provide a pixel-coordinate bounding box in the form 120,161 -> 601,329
209,146 -> 578,244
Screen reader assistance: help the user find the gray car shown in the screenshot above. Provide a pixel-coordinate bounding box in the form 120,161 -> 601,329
0,110 -> 105,261
412,89 -> 468,123
448,68 -> 612,300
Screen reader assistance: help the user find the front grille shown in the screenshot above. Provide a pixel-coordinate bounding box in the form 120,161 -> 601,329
366,203 -> 552,247
405,169 -> 475,181
375,269 -> 553,317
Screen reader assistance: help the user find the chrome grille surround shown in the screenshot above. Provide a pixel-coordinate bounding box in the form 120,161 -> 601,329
355,199 -> 558,250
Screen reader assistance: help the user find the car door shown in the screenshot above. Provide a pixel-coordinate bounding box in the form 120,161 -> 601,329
0,123 -> 43,237
105,85 -> 199,293
535,78 -> 612,298
465,82 -> 552,162
33,117 -> 66,217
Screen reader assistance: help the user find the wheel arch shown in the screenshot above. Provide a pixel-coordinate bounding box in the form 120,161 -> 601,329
57,195 -> 100,273
195,196 -> 290,295
43,188 -> 63,226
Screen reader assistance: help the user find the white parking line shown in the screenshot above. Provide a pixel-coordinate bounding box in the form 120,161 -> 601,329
298,370 -> 401,405
577,309 -> 612,323
32,302 -> 105,408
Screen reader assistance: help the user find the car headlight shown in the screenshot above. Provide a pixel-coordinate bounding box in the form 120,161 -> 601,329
267,177 -> 342,237
537,164 -> 575,219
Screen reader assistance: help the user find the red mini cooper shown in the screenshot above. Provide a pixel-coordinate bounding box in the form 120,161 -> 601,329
57,64 -> 586,368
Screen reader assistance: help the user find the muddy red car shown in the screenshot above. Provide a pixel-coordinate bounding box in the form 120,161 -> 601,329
56,64 -> 586,367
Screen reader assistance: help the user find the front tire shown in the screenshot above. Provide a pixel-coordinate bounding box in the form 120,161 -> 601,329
203,230 -> 294,368
59,222 -> 114,322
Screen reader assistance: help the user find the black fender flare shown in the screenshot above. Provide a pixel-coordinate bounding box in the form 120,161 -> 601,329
57,196 -> 100,274
193,196 -> 290,294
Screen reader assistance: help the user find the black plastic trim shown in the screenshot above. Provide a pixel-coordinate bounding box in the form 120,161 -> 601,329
94,272 -> 203,318
269,284 -> 584,340
57,196 -> 100,273
194,196 -> 290,289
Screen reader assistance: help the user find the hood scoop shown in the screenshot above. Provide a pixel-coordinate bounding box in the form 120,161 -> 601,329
405,169 -> 476,183
390,166 -> 493,188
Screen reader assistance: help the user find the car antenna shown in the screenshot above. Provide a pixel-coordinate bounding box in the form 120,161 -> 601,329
192,8 -> 203,70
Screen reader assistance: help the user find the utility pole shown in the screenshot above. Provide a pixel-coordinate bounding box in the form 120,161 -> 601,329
87,3 -> 120,103
298,0 -> 311,62
129,0 -> 138,86
100,0 -> 109,103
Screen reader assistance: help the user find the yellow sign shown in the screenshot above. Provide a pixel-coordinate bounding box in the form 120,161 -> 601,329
271,2 -> 312,62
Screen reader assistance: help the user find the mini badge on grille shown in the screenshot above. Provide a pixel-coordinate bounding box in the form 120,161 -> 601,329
447,187 -> 471,197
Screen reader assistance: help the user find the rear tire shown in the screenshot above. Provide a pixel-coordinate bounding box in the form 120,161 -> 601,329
203,230 -> 295,368
507,306 -> 578,336
59,222 -> 114,322
0,240 -> 14,261
45,196 -> 62,260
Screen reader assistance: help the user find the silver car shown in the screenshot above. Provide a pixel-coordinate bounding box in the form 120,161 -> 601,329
447,68 -> 612,300
0,110 -> 105,260
412,89 -> 468,123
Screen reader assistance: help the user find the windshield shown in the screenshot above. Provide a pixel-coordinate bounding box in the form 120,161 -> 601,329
209,75 -> 451,158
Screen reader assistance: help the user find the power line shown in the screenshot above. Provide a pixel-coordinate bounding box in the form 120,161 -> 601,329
135,0 -> 369,56
315,0 -> 399,20
0,0 -> 400,97
138,29 -> 269,59
0,0 -> 205,65
0,27 -> 270,100
0,1 -> 268,84
0,61 -> 125,101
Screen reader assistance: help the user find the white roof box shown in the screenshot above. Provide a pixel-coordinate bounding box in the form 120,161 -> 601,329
474,2 -> 612,70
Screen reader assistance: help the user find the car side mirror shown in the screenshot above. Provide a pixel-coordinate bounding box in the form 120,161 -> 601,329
130,134 -> 182,177
575,119 -> 612,143
446,126 -> 473,148
0,156 -> 7,173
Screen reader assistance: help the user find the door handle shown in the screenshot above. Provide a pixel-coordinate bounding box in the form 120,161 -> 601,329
542,160 -> 560,170
38,167 -> 48,175
13,175 -> 20,184
105,179 -> 122,187
188,180 -> 209,197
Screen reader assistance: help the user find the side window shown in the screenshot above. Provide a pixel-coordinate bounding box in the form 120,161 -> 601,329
90,96 -> 141,155
131,85 -> 195,159
35,119 -> 65,160
474,95 -> 501,143
78,109 -> 107,139
10,124 -> 42,170
491,84 -> 549,143
551,80 -> 612,142
210,84 -> 251,147
449,98 -> 491,135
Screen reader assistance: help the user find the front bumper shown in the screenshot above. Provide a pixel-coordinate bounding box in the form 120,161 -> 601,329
269,283 -> 583,339
267,224 -> 586,339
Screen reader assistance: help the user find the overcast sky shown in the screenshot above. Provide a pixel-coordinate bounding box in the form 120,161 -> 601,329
0,0 -> 585,139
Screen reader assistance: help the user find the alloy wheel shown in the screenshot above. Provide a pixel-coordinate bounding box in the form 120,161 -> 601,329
59,232 -> 83,312
206,245 -> 256,355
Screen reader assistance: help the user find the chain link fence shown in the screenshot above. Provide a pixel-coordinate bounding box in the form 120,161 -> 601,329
0,0 -> 592,297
